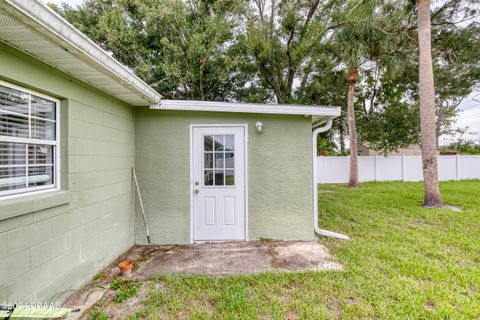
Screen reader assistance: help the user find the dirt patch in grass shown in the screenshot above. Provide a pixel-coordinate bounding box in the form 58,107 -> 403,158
79,281 -> 151,320
440,204 -> 464,211
424,204 -> 464,211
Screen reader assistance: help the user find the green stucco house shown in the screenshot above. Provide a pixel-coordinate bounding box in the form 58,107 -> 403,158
0,0 -> 339,303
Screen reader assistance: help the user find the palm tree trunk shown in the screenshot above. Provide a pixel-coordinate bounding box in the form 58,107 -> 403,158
347,67 -> 359,187
418,0 -> 442,206
339,119 -> 346,153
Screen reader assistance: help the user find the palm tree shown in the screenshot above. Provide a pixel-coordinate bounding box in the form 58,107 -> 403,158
417,0 -> 442,206
335,27 -> 364,187
346,66 -> 359,187
347,0 -> 443,205
336,26 -> 380,188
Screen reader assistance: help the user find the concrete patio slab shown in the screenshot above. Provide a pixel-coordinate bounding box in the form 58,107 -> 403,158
63,240 -> 342,317
125,240 -> 342,279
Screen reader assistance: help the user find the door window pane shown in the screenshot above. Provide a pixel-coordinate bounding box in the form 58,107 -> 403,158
224,135 -> 234,151
214,170 -> 224,186
214,152 -> 224,169
214,135 -> 224,151
204,152 -> 213,169
204,170 -> 214,186
225,170 -> 234,186
204,135 -> 213,152
203,134 -> 235,187
225,152 -> 234,169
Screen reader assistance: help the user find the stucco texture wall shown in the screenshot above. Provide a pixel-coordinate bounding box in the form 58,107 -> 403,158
135,109 -> 314,244
0,44 -> 135,302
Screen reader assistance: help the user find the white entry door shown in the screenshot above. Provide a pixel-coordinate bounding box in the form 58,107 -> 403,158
192,125 -> 246,241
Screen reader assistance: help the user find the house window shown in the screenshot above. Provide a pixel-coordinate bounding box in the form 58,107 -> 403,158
0,81 -> 60,198
203,135 -> 234,186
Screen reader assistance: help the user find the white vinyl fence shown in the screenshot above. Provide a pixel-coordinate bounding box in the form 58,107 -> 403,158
317,155 -> 480,183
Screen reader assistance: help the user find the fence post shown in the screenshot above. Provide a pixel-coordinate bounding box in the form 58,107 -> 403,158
401,155 -> 405,181
374,155 -> 378,181
455,154 -> 459,181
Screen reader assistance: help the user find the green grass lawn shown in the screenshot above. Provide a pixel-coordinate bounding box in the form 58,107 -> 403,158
89,181 -> 480,319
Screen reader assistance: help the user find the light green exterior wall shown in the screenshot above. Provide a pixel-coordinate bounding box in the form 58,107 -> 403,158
0,42 -> 314,303
0,44 -> 135,302
135,109 -> 314,244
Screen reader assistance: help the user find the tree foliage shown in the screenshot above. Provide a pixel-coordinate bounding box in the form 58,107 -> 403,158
440,139 -> 480,155
52,0 -> 254,101
51,0 -> 480,154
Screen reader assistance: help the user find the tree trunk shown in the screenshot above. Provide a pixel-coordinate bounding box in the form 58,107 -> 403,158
266,72 -> 283,104
418,0 -> 442,206
347,67 -> 359,187
339,119 -> 345,153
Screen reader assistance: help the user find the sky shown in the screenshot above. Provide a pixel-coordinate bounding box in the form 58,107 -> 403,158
443,92 -> 480,144
44,0 -> 479,145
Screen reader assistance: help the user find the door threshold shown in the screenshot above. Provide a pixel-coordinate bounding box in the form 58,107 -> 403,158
193,239 -> 246,244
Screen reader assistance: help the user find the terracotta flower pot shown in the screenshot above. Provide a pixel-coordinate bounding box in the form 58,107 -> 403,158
118,260 -> 133,276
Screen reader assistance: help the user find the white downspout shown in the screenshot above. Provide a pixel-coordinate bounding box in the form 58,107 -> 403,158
313,119 -> 350,240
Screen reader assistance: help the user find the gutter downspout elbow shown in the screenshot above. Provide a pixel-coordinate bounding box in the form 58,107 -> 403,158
312,119 -> 350,241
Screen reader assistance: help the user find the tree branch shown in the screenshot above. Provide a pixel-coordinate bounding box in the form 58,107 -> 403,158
286,27 -> 296,96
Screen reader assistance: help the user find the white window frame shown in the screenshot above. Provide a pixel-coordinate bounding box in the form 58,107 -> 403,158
0,80 -> 61,199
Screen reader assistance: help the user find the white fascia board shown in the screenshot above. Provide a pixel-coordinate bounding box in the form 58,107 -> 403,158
153,100 -> 341,119
2,0 -> 162,105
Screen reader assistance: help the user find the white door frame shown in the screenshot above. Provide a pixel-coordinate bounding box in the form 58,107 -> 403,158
189,123 -> 249,243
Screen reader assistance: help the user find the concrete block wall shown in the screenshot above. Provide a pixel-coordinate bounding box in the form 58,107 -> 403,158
0,44 -> 136,302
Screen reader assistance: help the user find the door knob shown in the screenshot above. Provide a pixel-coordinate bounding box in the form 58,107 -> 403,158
194,189 -> 199,194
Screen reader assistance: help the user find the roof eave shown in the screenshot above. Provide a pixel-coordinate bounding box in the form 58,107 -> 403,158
152,100 -> 341,120
1,0 -> 161,105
